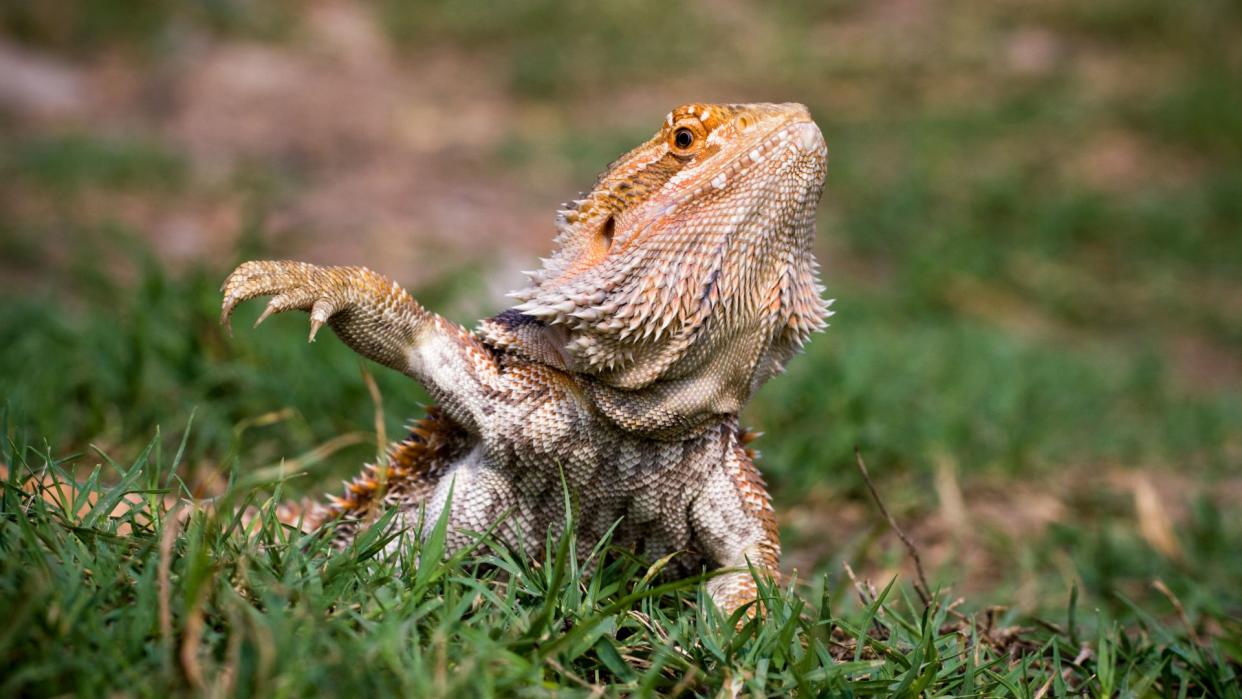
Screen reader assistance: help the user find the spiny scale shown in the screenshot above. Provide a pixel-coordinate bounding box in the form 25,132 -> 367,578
309,407 -> 468,537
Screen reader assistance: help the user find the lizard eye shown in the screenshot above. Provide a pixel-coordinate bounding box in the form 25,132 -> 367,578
668,123 -> 704,156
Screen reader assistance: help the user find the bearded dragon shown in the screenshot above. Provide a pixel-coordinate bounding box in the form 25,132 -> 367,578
220,102 -> 831,614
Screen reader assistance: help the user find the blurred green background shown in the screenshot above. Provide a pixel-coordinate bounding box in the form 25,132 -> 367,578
1,0 -> 1239,623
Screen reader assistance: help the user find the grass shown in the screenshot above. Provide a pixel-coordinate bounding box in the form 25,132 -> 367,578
0,232 -> 1238,694
2,134 -> 186,193
3,429 -> 1238,696
2,0 -> 1241,694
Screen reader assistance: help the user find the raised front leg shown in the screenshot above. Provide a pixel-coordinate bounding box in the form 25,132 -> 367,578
688,434 -> 782,617
221,260 -> 503,432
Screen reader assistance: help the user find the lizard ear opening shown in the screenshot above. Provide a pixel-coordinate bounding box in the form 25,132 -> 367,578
579,214 -> 615,267
599,215 -> 615,251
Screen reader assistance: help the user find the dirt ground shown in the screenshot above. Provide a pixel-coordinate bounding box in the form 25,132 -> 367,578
2,1 -> 576,295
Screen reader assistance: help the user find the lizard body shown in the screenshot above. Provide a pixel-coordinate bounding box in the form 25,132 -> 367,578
221,102 -> 831,613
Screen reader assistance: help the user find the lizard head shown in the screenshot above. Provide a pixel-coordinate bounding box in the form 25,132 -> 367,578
495,103 -> 831,415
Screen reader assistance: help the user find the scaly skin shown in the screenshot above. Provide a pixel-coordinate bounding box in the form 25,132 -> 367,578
221,102 -> 831,615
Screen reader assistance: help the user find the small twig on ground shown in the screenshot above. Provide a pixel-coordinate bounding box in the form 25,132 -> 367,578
842,561 -> 888,638
841,561 -> 873,607
854,447 -> 932,606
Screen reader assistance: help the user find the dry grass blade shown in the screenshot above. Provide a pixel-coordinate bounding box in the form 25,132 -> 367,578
158,501 -> 184,649
544,657 -> 604,695
1152,579 -> 1202,646
180,579 -> 207,690
359,360 -> 387,464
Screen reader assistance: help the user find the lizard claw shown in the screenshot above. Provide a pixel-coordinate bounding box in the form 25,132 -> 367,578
220,293 -> 243,334
308,298 -> 337,342
254,297 -> 282,328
